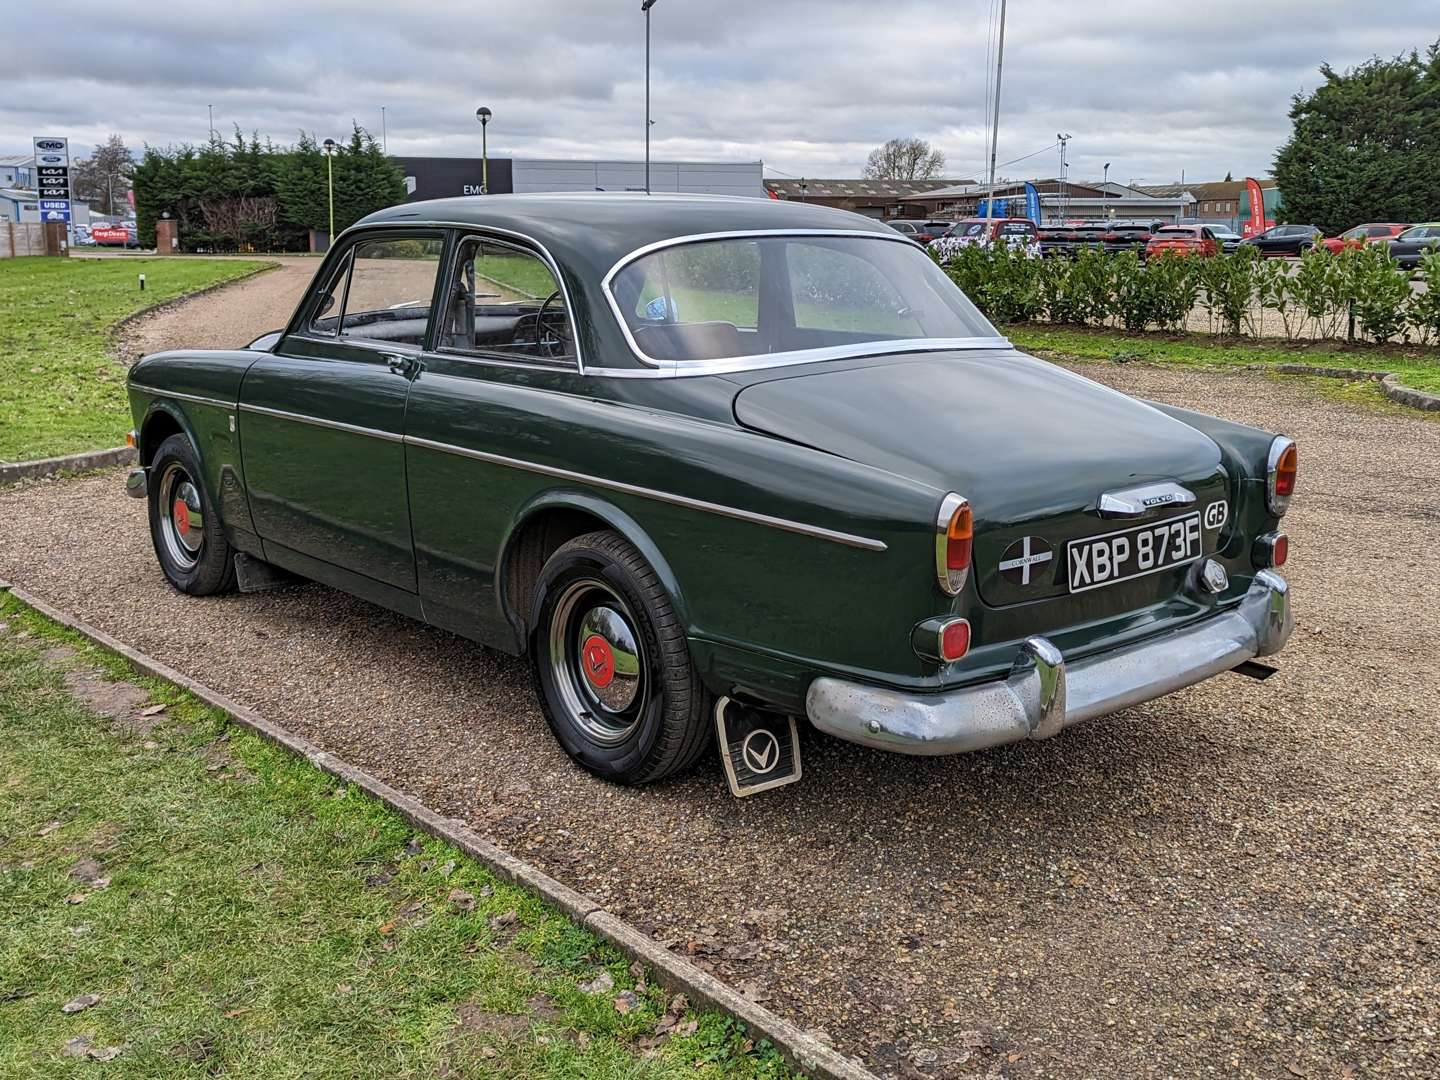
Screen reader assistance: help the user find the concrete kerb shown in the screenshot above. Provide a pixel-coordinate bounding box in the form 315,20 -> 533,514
0,581 -> 876,1080
1261,362 -> 1440,411
0,446 -> 136,486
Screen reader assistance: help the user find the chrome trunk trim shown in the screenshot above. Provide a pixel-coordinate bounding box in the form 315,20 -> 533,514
1097,480 -> 1196,518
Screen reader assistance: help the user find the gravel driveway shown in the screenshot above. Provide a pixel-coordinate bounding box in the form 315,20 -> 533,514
2,366 -> 1436,1080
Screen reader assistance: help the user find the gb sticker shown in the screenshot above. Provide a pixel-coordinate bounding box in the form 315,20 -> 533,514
1204,500 -> 1228,530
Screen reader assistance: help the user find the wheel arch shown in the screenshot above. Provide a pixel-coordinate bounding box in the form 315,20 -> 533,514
137,400 -> 198,468
496,490 -> 691,654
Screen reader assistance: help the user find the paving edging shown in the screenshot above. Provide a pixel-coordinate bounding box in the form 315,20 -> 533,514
0,581 -> 875,1080
0,446 -> 136,486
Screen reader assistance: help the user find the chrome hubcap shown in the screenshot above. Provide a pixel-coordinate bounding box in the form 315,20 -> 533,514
158,462 -> 204,570
548,580 -> 646,745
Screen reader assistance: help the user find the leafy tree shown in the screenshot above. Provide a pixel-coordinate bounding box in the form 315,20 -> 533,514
72,135 -> 134,215
863,137 -> 947,180
1273,41 -> 1440,233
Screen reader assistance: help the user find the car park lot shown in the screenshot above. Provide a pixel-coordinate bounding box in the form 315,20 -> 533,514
2,364 -> 1436,1079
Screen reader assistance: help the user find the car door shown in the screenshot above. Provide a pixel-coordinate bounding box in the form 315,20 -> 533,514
240,229 -> 447,602
401,231 -> 586,644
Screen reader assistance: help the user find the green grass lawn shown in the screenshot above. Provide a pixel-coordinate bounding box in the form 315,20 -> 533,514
0,257 -> 272,464
1008,323 -> 1440,394
0,592 -> 792,1080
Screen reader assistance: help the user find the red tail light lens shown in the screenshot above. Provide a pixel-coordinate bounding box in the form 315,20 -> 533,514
1254,532 -> 1288,568
939,618 -> 971,662
1267,437 -> 1298,515
936,494 -> 973,595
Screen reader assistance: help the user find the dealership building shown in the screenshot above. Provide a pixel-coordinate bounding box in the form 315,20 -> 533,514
392,156 -> 765,202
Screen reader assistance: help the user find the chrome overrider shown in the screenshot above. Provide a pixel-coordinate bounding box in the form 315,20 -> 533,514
806,571 -> 1293,756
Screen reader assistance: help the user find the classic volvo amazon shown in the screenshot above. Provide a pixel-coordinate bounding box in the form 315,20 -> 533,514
125,194 -> 1296,796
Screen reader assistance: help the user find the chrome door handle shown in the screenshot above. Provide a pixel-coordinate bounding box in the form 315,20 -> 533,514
386,354 -> 417,376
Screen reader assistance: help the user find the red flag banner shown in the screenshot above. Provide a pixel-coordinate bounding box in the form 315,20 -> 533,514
1243,178 -> 1268,238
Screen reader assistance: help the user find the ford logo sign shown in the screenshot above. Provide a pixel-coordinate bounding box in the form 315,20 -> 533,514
39,155 -> 64,163
35,139 -> 66,152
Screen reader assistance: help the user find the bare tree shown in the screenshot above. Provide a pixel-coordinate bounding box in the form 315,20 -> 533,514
72,135 -> 135,216
862,137 -> 947,180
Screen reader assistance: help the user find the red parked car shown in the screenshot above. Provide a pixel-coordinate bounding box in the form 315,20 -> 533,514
1318,223 -> 1409,255
1145,225 -> 1220,258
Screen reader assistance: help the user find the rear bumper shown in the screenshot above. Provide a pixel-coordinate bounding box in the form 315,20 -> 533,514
806,571 -> 1292,756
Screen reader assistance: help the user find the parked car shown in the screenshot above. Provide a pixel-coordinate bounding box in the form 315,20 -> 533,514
886,220 -> 922,242
1145,224 -> 1221,258
907,219 -> 957,246
1387,223 -> 1440,269
1239,224 -> 1322,256
930,217 -> 1040,262
1037,220 -> 1161,258
1318,223 -> 1409,255
124,194 -> 1296,797
1192,221 -> 1242,254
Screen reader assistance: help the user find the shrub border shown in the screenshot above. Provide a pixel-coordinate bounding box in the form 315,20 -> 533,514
0,580 -> 875,1080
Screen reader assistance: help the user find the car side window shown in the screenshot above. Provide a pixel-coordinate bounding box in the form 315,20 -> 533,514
333,235 -> 444,348
437,236 -> 575,363
306,250 -> 353,337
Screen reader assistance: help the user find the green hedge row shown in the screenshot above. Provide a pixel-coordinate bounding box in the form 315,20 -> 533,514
941,244 -> 1440,345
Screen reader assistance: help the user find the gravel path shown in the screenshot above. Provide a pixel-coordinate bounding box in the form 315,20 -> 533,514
2,366 -> 1437,1080
112,256 -> 319,362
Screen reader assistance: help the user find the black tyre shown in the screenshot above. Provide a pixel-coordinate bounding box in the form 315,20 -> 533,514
146,433 -> 236,596
528,530 -> 710,785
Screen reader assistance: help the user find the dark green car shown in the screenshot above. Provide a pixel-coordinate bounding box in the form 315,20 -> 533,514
126,194 -> 1296,797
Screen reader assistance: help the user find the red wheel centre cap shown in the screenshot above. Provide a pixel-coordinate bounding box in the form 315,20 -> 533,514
580,634 -> 615,689
174,500 -> 191,535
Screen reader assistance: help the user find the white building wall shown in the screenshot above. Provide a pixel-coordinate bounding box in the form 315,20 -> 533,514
510,159 -> 763,197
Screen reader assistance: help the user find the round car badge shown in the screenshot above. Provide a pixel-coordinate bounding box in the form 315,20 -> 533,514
580,634 -> 615,689
740,729 -> 781,775
998,536 -> 1054,586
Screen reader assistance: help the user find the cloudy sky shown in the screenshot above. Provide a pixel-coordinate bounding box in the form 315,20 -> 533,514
3,0 -> 1434,185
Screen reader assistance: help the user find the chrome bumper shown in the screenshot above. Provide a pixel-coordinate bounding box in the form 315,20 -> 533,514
806,571 -> 1292,756
125,468 -> 147,499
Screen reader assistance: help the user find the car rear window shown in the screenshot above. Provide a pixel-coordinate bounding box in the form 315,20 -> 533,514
609,233 -> 999,365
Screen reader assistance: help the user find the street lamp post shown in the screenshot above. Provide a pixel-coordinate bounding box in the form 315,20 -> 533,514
641,0 -> 660,193
321,138 -> 337,247
475,107 -> 492,193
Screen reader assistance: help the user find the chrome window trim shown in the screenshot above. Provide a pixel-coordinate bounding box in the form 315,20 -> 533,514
127,384 -> 233,411
598,228 -> 1012,377
405,434 -> 887,552
236,402 -> 403,444
322,220 -> 588,373
435,231 -> 581,373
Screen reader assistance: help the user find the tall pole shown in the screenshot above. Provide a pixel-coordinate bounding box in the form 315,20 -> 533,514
381,106 -> 387,153
476,107 -> 492,194
208,104 -> 214,141
642,0 -> 659,193
983,0 -> 1007,239
326,153 -> 334,244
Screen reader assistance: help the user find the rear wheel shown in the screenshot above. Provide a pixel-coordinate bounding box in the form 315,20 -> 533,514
528,530 -> 710,785
147,433 -> 235,595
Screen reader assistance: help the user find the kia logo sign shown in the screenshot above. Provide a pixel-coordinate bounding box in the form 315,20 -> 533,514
35,139 -> 66,152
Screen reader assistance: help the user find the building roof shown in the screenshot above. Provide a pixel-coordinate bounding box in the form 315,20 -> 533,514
0,153 -> 34,167
764,178 -> 974,200
1136,179 -> 1277,200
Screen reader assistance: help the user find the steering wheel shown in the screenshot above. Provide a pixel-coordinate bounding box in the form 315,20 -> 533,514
533,291 -> 572,357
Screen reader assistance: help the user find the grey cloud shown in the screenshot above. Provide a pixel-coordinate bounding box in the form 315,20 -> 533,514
1,0 -> 1434,186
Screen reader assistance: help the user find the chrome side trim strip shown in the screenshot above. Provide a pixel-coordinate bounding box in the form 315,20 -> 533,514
404,434 -> 887,552
127,384 -> 234,411
236,402 -> 404,443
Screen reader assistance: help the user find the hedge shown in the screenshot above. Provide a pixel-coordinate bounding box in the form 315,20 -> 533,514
940,244 -> 1440,345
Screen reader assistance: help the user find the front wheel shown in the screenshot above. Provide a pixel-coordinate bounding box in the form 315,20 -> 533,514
528,530 -> 710,785
146,433 -> 235,595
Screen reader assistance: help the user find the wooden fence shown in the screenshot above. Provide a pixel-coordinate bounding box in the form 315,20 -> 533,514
1,221 -> 50,258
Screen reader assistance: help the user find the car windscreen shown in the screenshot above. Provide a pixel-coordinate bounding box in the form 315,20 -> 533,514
609,234 -> 999,364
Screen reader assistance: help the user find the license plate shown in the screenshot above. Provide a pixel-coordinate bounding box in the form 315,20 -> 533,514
1068,512 -> 1202,593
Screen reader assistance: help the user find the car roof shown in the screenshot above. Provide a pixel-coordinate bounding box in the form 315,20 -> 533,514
358,192 -> 896,282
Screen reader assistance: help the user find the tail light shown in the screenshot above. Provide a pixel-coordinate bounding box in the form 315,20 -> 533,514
939,618 -> 971,662
936,493 -> 973,595
1267,437 -> 1298,515
1254,532 -> 1289,568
